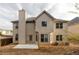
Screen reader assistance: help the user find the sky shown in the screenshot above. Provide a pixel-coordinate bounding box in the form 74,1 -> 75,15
0,3 -> 79,30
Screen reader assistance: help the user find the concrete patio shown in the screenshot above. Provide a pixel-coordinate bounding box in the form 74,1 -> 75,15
14,44 -> 38,49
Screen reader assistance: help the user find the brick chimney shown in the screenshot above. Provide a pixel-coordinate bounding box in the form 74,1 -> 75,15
18,9 -> 26,44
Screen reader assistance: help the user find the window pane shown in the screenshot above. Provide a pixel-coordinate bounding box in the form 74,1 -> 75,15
41,34 -> 44,38
60,23 -> 63,28
60,35 -> 62,41
36,35 -> 38,41
56,23 -> 59,28
56,35 -> 59,41
41,38 -> 44,42
42,21 -> 47,27
45,34 -> 48,42
29,35 -> 32,41
16,34 -> 18,41
41,34 -> 44,42
16,25 -> 18,29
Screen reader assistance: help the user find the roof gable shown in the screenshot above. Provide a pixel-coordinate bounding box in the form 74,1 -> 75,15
35,10 -> 55,20
11,10 -> 68,23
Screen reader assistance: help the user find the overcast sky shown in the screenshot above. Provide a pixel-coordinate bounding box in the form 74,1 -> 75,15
0,3 -> 79,30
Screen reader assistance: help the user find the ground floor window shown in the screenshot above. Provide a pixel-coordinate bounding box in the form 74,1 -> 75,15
41,34 -> 48,42
36,35 -> 38,41
56,35 -> 62,41
29,35 -> 32,41
15,34 -> 18,41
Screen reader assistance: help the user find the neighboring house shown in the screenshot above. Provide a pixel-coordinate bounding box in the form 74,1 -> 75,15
0,29 -> 13,46
0,29 -> 13,36
12,9 -> 68,45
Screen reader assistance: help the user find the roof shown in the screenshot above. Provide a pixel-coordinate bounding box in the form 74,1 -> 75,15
35,10 -> 55,20
11,17 -> 35,23
27,17 -> 36,21
11,10 -> 68,23
54,18 -> 69,23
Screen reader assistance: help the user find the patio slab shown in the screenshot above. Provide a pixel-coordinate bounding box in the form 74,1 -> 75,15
14,44 -> 38,49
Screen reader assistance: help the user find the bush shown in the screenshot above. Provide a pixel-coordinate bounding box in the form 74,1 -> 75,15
65,42 -> 69,46
51,42 -> 58,46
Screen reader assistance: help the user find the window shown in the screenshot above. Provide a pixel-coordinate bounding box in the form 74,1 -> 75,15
60,35 -> 62,41
44,34 -> 48,42
56,23 -> 63,29
56,35 -> 62,41
60,23 -> 63,28
56,35 -> 59,41
36,35 -> 38,41
41,34 -> 48,42
41,34 -> 44,42
29,35 -> 32,41
56,23 -> 60,28
15,25 -> 18,29
42,21 -> 47,27
15,34 -> 18,41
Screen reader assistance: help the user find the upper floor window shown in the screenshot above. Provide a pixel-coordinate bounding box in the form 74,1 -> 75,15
56,23 -> 63,29
42,21 -> 47,27
15,25 -> 18,29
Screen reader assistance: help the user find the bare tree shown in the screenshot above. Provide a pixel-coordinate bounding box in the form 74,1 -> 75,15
75,3 -> 79,10
68,3 -> 79,15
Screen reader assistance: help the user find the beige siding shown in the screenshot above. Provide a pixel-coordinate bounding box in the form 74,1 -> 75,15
13,23 -> 36,44
35,13 -> 68,44
18,10 -> 26,44
35,13 -> 54,44
35,13 -> 54,33
13,23 -> 18,43
53,22 -> 68,43
26,23 -> 36,43
12,11 -> 68,45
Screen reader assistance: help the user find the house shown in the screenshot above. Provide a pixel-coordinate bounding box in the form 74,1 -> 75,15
12,9 -> 69,46
0,29 -> 13,36
0,29 -> 13,46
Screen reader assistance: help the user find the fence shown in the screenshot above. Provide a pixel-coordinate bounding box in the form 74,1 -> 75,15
0,35 -> 12,46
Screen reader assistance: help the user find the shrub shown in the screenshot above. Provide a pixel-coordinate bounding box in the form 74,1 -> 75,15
51,42 -> 58,46
65,42 -> 69,46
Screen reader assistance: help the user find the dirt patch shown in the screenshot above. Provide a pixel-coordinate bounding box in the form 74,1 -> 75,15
0,43 -> 79,55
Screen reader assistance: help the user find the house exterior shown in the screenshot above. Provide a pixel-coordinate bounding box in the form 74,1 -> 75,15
12,9 -> 68,45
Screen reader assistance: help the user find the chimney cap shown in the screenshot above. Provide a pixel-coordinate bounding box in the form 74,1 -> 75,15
22,8 -> 25,11
19,8 -> 25,11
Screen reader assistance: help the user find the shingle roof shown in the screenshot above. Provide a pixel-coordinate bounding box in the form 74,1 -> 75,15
54,18 -> 69,23
27,17 -> 36,21
35,10 -> 55,20
11,10 -> 68,23
11,17 -> 36,23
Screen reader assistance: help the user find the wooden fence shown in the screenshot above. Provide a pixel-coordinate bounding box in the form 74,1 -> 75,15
0,35 -> 12,46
